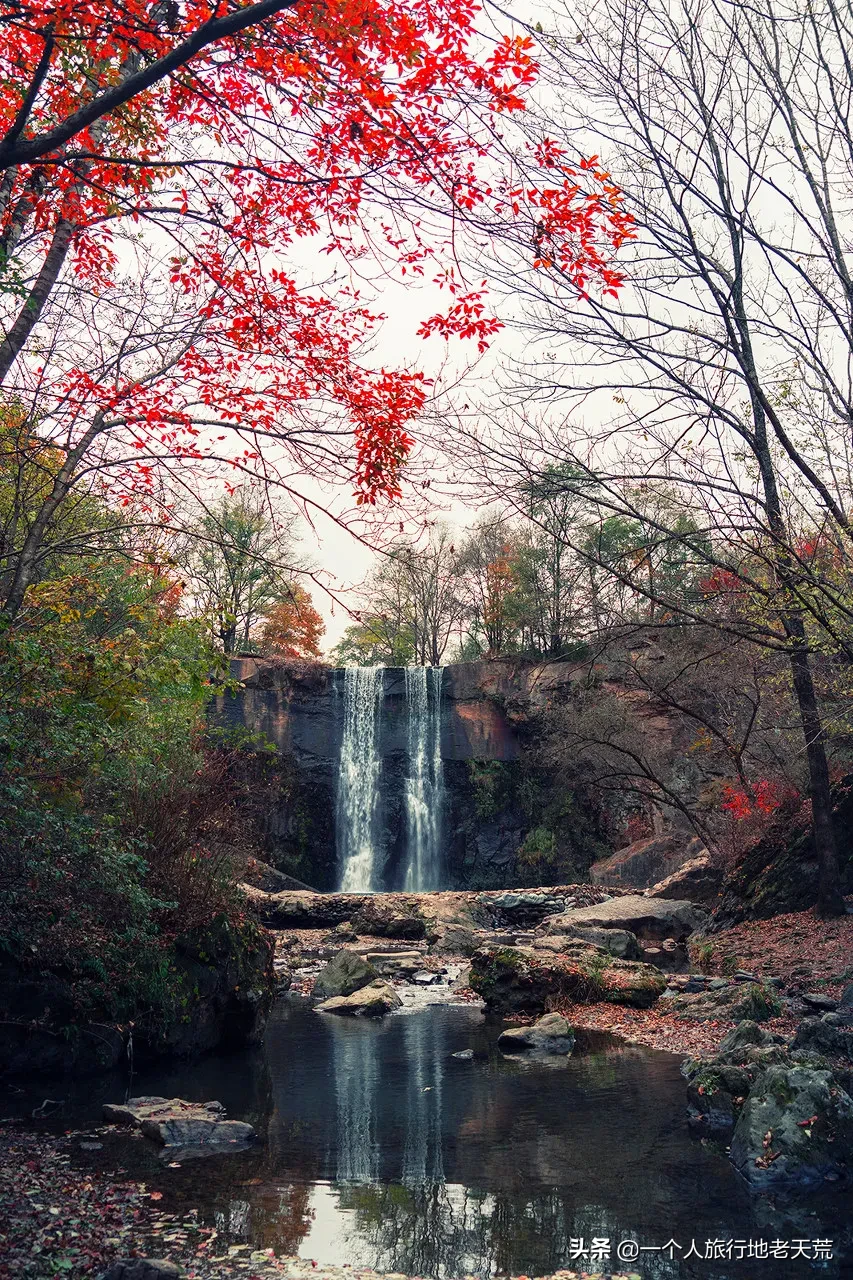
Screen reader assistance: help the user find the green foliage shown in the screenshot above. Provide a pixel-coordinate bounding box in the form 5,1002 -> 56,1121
331,617 -> 415,666
517,826 -> 557,869
468,759 -> 511,819
0,548 -> 247,1026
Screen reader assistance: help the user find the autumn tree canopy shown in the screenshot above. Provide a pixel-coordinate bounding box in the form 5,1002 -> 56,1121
0,0 -> 632,620
259,584 -> 325,659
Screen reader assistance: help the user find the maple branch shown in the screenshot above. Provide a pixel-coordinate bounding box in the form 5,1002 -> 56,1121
1,25 -> 55,157
0,0 -> 301,172
0,214 -> 73,383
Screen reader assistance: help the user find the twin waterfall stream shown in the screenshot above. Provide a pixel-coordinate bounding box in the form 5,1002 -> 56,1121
337,666 -> 444,893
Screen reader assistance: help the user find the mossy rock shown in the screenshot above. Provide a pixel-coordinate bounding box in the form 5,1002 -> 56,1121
468,944 -> 666,1014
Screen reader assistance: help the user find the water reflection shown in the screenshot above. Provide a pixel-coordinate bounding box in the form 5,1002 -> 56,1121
332,1019 -> 380,1183
401,1011 -> 445,1185
55,1002 -> 852,1279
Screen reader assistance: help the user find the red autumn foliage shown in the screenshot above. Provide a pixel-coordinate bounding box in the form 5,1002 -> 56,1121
0,0 -> 634,517
721,778 -> 789,821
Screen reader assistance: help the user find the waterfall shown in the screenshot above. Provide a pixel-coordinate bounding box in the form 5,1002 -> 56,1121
337,666 -> 384,893
403,666 -> 445,892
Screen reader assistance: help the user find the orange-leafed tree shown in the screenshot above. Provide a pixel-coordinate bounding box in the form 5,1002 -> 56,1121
260,586 -> 325,660
0,1 -> 633,621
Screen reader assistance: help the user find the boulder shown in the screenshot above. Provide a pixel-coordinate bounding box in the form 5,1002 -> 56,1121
646,853 -> 722,905
792,1014 -> 853,1060
313,950 -> 378,999
542,894 -> 708,942
686,1062 -> 754,1132
668,981 -> 782,1024
717,1021 -> 785,1061
101,1262 -> 187,1280
429,923 -> 481,956
469,944 -> 667,1014
316,979 -> 402,1017
145,917 -> 274,1059
730,1066 -> 853,1187
590,834 -> 705,889
537,927 -> 641,961
103,1097 -> 255,1149
801,992 -> 839,1013
498,1012 -> 575,1056
350,901 -> 427,939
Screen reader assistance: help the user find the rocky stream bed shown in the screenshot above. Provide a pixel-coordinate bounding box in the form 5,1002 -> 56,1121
2,879 -> 852,1279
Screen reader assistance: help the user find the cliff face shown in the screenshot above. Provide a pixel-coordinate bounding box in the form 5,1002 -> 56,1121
213,658 -> 523,764
211,659 -> 548,891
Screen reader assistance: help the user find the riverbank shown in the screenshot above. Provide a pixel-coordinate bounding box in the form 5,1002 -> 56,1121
276,901 -> 853,1059
0,1127 -> 643,1280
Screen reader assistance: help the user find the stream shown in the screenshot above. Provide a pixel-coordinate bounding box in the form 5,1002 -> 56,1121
14,1000 -> 851,1279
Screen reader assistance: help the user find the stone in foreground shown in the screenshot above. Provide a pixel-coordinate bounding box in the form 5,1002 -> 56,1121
498,1012 -> 575,1056
312,949 -> 377,999
316,979 -> 402,1017
103,1097 -> 255,1148
469,944 -> 667,1013
539,926 -> 641,960
730,1066 -> 853,1187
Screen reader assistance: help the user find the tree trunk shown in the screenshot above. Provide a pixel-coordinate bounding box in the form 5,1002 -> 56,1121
0,216 -> 74,384
751,401 -> 846,916
786,621 -> 847,916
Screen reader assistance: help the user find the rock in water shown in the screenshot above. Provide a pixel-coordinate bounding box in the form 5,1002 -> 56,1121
498,1012 -> 575,1056
312,949 -> 378,999
315,979 -> 402,1017
730,1066 -> 853,1187
103,1097 -> 255,1149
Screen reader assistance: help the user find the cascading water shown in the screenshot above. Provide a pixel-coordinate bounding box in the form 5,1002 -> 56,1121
403,666 -> 445,892
337,666 -> 384,893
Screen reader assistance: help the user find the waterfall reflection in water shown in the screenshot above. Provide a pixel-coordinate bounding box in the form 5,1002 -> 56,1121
53,1004 -> 852,1280
332,1021 -> 380,1183
337,666 -> 384,892
401,1010 -> 445,1185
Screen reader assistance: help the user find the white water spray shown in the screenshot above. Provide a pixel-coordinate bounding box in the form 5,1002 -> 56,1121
337,666 -> 384,892
403,666 -> 445,892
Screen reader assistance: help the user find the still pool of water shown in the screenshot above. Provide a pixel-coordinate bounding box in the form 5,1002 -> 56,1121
23,1001 -> 852,1278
